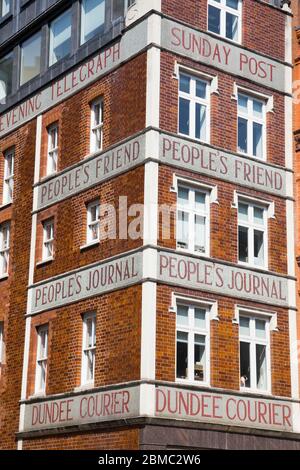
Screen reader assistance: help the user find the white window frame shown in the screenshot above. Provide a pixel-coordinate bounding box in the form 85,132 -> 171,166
175,179 -> 213,256
81,312 -> 96,386
178,73 -> 211,143
35,325 -> 48,395
2,147 -> 14,205
207,0 -> 242,43
49,9 -> 72,66
90,98 -> 103,153
238,311 -> 271,394
0,322 -> 3,368
237,197 -> 268,269
176,301 -> 210,386
42,219 -> 54,261
237,92 -> 267,160
46,124 -> 58,175
86,200 -> 100,244
0,222 -> 10,277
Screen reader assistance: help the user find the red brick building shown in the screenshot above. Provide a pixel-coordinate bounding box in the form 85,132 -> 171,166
0,0 -> 300,450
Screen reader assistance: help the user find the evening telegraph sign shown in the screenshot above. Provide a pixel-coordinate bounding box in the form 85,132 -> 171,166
0,15 -> 290,138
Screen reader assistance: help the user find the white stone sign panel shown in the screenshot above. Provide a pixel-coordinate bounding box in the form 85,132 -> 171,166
37,134 -> 145,210
158,251 -> 288,307
30,251 -> 142,314
156,386 -> 295,433
160,133 -> 287,197
23,386 -> 140,432
161,18 -> 289,94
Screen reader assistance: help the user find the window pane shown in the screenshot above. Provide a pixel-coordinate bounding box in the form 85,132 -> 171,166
21,32 -> 41,85
112,0 -> 124,19
240,341 -> 251,388
195,191 -> 206,211
179,98 -> 190,135
253,122 -> 263,158
195,103 -> 206,140
255,319 -> 266,339
238,95 -> 248,113
254,207 -> 264,225
50,10 -> 72,65
1,0 -> 10,16
253,100 -> 263,118
238,203 -> 248,221
177,211 -> 189,248
195,215 -> 206,253
226,0 -> 239,9
82,0 -> 105,44
226,13 -> 238,40
256,344 -> 267,390
194,308 -> 206,329
196,80 -> 206,99
179,74 -> 190,93
208,5 -> 220,35
238,117 -> 248,153
178,187 -> 189,206
194,334 -> 205,382
0,52 -> 13,103
93,102 -> 102,126
176,331 -> 188,379
90,205 -> 98,222
239,316 -> 250,336
177,305 -> 189,326
254,230 -> 264,266
238,226 -> 248,263
86,350 -> 95,380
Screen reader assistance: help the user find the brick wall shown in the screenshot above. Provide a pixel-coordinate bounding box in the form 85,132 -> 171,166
156,285 -> 291,397
160,52 -> 286,168
23,427 -> 140,450
0,122 -> 35,449
158,165 -> 288,274
39,53 -> 147,177
34,165 -> 144,284
26,286 -> 142,397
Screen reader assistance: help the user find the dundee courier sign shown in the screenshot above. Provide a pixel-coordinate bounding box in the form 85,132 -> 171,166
161,18 -> 288,93
23,386 -> 140,432
22,384 -> 298,434
156,386 -> 295,433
